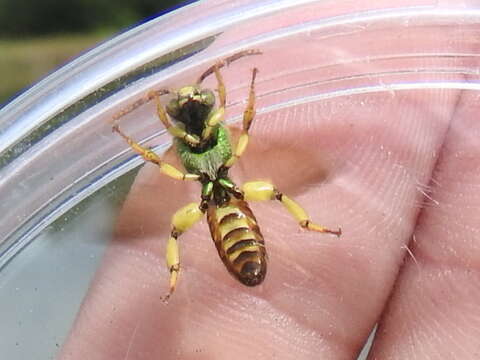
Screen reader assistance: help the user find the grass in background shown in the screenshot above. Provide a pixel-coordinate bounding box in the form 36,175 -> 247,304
0,31 -> 115,106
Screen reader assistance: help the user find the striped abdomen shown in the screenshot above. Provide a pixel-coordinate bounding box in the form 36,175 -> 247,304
207,199 -> 267,286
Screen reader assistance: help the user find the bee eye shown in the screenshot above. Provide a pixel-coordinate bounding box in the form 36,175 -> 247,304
201,89 -> 215,107
166,99 -> 180,118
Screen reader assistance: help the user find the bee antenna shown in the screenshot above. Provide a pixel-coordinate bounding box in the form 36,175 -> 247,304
147,89 -> 171,100
196,49 -> 262,84
111,89 -> 172,122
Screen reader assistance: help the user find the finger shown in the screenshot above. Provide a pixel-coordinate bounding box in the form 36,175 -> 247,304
368,91 -> 480,359
59,84 -> 456,359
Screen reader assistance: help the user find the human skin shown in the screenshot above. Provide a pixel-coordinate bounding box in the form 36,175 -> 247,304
57,81 -> 480,359
57,12 -> 480,356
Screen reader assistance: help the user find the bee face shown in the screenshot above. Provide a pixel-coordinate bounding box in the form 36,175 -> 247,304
166,86 -> 215,123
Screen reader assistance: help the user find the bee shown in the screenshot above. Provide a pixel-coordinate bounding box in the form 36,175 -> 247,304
112,50 -> 341,301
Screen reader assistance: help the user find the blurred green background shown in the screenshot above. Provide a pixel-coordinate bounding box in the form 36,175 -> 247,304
0,0 -> 188,106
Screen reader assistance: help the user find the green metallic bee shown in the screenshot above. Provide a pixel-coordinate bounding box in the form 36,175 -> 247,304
112,50 -> 341,302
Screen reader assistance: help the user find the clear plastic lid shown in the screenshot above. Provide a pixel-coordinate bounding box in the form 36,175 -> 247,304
1,0 -> 479,359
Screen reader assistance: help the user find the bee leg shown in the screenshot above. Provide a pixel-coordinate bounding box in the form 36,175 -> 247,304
150,90 -> 201,147
225,68 -> 258,168
163,202 -> 205,303
201,65 -> 226,140
242,181 -> 341,237
112,124 -> 200,181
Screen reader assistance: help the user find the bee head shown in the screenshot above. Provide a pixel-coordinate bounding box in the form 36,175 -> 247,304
166,86 -> 215,135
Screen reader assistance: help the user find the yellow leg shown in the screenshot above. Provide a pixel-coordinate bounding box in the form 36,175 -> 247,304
163,202 -> 205,302
112,124 -> 199,181
150,90 -> 200,146
242,181 -> 341,236
225,68 -> 258,168
201,65 -> 226,140
202,107 -> 225,140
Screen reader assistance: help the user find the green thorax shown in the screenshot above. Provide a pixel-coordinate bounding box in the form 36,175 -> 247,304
175,125 -> 232,180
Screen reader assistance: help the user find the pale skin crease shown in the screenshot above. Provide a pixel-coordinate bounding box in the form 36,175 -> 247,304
60,55 -> 480,360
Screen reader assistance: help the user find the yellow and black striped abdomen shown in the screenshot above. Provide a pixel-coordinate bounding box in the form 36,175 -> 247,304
207,199 -> 267,286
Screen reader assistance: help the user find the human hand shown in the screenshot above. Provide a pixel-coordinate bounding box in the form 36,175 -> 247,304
59,83 -> 480,359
